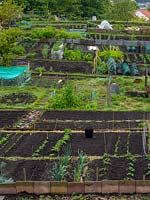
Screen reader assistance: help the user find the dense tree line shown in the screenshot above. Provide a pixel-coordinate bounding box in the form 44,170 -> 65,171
12,0 -> 110,18
0,0 -> 138,23
11,0 -> 138,20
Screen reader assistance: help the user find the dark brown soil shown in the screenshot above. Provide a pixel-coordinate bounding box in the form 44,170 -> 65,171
41,111 -> 147,121
0,92 -> 36,105
0,132 -> 145,157
0,132 -> 63,157
2,156 -> 147,181
4,193 -> 150,200
0,130 -> 148,182
0,111 -> 28,128
0,111 -> 149,182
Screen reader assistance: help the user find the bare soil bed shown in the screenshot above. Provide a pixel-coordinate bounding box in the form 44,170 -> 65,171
2,156 -> 148,181
40,111 -> 148,121
0,111 -> 28,128
0,92 -> 37,105
0,130 -> 149,182
0,132 -> 145,157
0,111 -> 149,183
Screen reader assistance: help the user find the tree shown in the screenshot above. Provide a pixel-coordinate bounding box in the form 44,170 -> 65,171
0,0 -> 23,26
48,0 -> 81,19
14,0 -> 49,14
80,0 -> 109,18
14,0 -> 111,19
109,0 -> 138,21
0,28 -> 23,66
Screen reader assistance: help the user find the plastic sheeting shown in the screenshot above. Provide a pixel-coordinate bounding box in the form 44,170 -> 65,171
0,66 -> 30,86
97,20 -> 113,30
0,66 -> 28,80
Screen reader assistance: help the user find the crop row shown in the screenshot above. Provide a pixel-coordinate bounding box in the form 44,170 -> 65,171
2,156 -> 150,181
0,131 -> 147,157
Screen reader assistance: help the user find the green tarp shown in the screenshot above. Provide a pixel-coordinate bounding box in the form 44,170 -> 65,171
0,66 -> 30,86
0,66 -> 28,80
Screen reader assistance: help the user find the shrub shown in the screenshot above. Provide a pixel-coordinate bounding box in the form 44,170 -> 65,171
26,52 -> 36,58
55,29 -> 70,39
12,45 -> 25,55
42,44 -> 49,59
42,26 -> 56,38
69,32 -> 83,39
98,49 -> 124,61
64,49 -> 83,61
82,53 -> 93,61
31,27 -> 56,39
50,83 -> 81,109
34,67 -> 46,73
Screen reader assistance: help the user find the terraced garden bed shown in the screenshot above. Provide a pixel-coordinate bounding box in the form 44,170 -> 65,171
0,131 -> 146,157
1,155 -> 149,181
2,21 -> 150,198
0,92 -> 37,105
0,111 -> 28,128
0,128 -> 149,182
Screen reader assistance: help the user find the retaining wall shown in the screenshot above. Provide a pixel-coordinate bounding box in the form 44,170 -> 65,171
1,181 -> 150,195
12,59 -> 92,74
41,111 -> 150,120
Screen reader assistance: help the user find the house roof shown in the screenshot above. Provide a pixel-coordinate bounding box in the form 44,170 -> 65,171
136,9 -> 150,19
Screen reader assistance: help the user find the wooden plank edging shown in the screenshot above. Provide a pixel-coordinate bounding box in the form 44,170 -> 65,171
1,181 -> 150,195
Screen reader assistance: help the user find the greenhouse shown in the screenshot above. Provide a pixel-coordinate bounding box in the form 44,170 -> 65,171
0,66 -> 30,86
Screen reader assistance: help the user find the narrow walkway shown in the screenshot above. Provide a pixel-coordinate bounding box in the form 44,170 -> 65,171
15,110 -> 43,129
35,96 -> 49,108
0,155 -> 143,161
1,129 -> 145,133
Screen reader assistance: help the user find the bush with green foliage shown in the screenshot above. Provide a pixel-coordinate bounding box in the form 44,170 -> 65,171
50,83 -> 81,109
11,45 -> 25,55
0,28 -> 23,66
31,27 -> 56,39
26,52 -> 36,58
42,44 -> 49,59
30,26 -> 83,39
98,49 -> 123,61
34,67 -> 46,73
0,0 -> 23,27
64,48 -> 93,61
55,29 -> 70,39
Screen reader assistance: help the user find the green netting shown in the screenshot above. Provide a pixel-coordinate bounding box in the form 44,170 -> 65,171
0,66 -> 30,86
146,45 -> 150,54
67,29 -> 86,36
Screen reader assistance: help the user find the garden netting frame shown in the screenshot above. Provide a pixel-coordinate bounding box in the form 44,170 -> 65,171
0,65 -> 31,86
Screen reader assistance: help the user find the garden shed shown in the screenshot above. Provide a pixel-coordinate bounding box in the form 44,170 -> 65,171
0,65 -> 30,86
